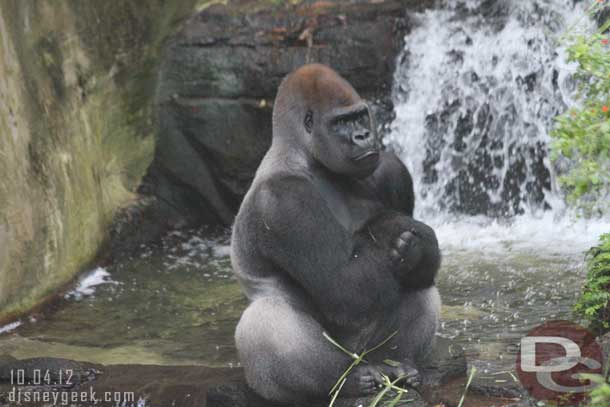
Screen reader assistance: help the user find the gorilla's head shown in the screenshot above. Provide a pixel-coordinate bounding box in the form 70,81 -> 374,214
273,64 -> 380,178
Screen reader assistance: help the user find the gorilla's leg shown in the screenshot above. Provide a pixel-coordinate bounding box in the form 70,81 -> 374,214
235,297 -> 383,402
397,286 -> 441,364
360,287 -> 441,389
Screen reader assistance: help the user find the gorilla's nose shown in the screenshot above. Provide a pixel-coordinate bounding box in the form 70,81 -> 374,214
352,130 -> 371,147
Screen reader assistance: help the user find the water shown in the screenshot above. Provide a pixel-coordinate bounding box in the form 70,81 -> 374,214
0,230 -> 245,367
434,216 -> 604,371
1,0 -> 609,376
0,222 -> 602,372
387,0 -> 610,371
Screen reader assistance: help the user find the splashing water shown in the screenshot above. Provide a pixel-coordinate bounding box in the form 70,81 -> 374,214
387,0 -> 610,255
65,267 -> 117,300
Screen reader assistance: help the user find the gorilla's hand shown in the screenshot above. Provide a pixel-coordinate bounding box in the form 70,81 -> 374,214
366,211 -> 440,290
390,229 -> 423,272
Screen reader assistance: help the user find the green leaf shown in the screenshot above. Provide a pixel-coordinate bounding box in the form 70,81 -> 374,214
383,359 -> 402,368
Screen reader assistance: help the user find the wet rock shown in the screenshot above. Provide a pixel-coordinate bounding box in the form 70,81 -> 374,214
0,359 -> 242,407
150,0 -> 436,226
596,7 -> 610,30
469,371 -> 526,399
419,336 -> 467,386
207,380 -> 426,407
207,383 -> 272,407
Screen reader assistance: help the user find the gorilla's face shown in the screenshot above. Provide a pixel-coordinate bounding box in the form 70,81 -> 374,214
310,102 -> 380,178
272,64 -> 381,178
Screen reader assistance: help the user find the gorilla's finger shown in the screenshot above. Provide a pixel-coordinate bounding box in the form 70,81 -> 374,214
405,376 -> 420,385
362,384 -> 377,395
359,375 -> 377,393
397,236 -> 420,260
404,369 -> 422,388
395,235 -> 412,250
360,375 -> 374,384
399,230 -> 416,242
390,249 -> 403,262
393,367 -> 407,381
370,369 -> 384,384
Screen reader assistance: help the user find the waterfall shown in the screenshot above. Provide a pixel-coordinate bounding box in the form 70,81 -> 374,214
387,0 -> 610,252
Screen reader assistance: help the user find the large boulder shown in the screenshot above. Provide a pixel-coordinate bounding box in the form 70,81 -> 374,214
147,0 -> 436,226
0,0 -> 201,322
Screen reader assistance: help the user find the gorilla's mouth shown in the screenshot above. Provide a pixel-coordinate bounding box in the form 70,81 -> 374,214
353,150 -> 380,162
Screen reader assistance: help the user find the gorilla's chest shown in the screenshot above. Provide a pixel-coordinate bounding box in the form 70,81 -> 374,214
314,176 -> 384,233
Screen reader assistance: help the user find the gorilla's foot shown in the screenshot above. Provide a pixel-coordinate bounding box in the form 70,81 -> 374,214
378,360 -> 422,388
341,361 -> 422,397
341,365 -> 384,397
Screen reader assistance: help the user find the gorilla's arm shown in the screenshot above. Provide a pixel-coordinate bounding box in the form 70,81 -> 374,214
256,176 -> 401,327
367,212 -> 441,290
368,152 -> 415,216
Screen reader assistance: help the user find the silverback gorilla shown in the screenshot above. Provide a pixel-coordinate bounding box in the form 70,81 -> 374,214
231,64 -> 441,403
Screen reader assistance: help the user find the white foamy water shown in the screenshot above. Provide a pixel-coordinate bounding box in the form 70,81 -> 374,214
388,0 -> 610,251
160,230 -> 232,272
434,214 -> 610,257
0,320 -> 22,334
66,267 -> 117,299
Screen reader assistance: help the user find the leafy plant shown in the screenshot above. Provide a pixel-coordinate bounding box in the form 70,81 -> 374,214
575,233 -> 610,333
579,352 -> 610,407
582,374 -> 610,407
550,3 -> 610,214
551,5 -> 610,405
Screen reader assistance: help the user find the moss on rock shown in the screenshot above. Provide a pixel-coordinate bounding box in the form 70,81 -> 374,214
0,0 -> 200,320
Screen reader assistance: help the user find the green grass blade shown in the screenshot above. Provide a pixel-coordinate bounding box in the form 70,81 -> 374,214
329,358 -> 358,395
323,331 -> 359,359
329,378 -> 347,407
369,375 -> 406,407
457,367 -> 477,407
386,390 -> 404,407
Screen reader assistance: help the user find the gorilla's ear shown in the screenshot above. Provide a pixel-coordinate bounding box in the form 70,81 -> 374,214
304,110 -> 314,134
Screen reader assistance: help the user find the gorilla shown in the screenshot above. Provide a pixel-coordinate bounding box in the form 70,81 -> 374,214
231,64 -> 441,403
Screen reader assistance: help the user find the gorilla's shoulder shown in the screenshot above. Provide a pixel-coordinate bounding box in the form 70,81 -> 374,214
253,173 -> 318,209
240,173 -> 326,235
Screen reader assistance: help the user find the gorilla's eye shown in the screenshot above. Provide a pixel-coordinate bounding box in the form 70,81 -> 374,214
357,114 -> 370,128
304,110 -> 314,133
331,117 -> 351,130
331,111 -> 369,132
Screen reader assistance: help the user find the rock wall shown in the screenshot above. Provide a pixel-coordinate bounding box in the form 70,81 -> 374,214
0,0 -> 202,320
